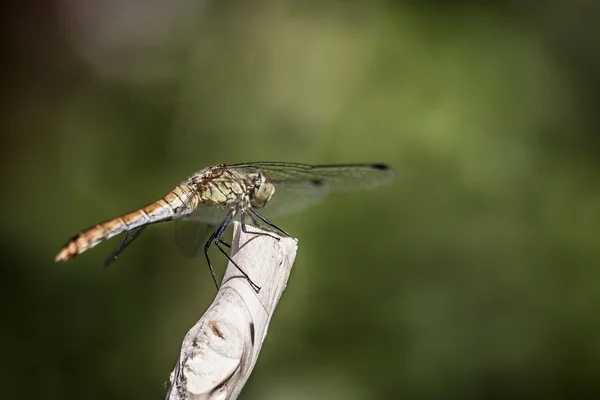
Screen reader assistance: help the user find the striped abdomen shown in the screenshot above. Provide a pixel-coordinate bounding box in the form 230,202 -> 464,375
55,185 -> 199,262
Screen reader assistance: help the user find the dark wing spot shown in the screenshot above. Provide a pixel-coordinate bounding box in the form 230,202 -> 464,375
311,178 -> 325,187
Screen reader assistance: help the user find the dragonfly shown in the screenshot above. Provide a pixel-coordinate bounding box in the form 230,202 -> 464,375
55,162 -> 395,291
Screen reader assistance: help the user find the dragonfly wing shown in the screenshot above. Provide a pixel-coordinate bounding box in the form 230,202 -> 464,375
229,162 -> 393,218
174,218 -> 218,257
231,162 -> 395,193
103,226 -> 147,267
257,178 -> 329,218
173,197 -> 230,256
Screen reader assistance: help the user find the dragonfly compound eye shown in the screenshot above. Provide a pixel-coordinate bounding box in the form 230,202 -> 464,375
250,172 -> 275,209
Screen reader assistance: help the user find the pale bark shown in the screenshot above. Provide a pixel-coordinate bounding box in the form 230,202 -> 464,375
166,222 -> 298,400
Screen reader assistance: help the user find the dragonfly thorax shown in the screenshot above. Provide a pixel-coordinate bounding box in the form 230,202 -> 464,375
249,171 -> 275,209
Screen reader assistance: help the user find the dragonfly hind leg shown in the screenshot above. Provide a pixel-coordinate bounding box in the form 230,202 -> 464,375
103,226 -> 147,267
203,226 -> 220,290
206,211 -> 261,293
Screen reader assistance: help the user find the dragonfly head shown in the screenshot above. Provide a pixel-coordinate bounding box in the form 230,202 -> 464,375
250,171 -> 275,209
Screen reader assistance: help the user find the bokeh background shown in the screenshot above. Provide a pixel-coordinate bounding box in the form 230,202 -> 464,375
3,0 -> 600,399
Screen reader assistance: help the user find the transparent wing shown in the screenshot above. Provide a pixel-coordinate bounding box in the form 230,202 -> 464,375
230,162 -> 395,193
256,178 -> 329,218
172,187 -> 228,256
174,218 -> 217,257
226,162 -> 394,219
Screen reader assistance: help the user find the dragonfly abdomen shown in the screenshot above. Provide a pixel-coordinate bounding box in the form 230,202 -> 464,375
55,185 -> 198,262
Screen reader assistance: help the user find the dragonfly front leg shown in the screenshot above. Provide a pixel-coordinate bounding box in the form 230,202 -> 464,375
249,209 -> 290,237
241,211 -> 282,241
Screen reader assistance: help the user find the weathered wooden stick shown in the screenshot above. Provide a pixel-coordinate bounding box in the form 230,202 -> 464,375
166,222 -> 298,400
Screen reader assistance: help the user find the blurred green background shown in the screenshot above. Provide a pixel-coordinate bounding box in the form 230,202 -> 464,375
3,0 -> 600,399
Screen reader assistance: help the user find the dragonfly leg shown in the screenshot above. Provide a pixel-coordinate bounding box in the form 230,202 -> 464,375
103,226 -> 148,267
210,211 -> 261,293
241,211 -> 280,241
249,209 -> 290,237
203,225 -> 220,290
